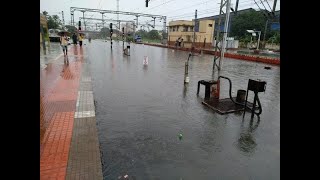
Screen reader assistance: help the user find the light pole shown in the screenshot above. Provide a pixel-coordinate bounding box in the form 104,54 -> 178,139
263,19 -> 269,49
247,30 -> 261,50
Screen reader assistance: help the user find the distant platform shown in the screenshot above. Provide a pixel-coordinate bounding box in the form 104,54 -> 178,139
202,97 -> 254,115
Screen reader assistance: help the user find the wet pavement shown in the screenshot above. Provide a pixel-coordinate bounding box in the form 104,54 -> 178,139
40,43 -> 103,179
40,43 -> 64,70
85,40 -> 280,179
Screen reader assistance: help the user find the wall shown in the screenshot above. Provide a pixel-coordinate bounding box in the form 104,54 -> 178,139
168,19 -> 214,49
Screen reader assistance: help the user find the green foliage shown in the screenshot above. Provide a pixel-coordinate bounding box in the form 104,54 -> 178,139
45,13 -> 62,29
65,25 -> 77,34
230,10 -> 267,40
267,31 -> 280,44
100,27 -> 110,38
135,30 -> 148,38
147,30 -> 161,40
135,29 -> 161,40
126,36 -> 134,42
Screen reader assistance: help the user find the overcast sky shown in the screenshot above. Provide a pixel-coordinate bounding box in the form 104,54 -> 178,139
40,0 -> 280,30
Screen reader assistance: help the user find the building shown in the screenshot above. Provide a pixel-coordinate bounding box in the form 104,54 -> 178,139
168,19 -> 215,48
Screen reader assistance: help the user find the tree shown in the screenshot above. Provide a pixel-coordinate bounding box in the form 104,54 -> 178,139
100,27 -> 110,38
230,10 -> 268,40
135,29 -> 148,38
42,11 -> 48,17
47,14 -> 62,29
65,25 -> 77,34
268,31 -> 280,44
147,30 -> 161,40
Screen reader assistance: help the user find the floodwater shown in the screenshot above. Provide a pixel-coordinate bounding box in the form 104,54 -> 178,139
85,40 -> 280,180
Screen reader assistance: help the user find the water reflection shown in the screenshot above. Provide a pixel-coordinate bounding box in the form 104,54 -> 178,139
88,41 -> 280,179
79,46 -> 83,55
143,65 -> 148,72
60,58 -> 74,80
40,95 -> 45,144
237,117 -> 260,155
182,84 -> 188,99
73,45 -> 78,55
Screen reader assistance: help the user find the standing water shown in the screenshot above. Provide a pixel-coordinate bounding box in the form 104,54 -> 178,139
86,40 -> 280,180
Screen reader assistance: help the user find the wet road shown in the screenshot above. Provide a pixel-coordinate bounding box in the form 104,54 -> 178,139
85,40 -> 280,180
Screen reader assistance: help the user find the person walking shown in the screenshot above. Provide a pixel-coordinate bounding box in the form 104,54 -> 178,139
79,34 -> 83,47
60,32 -> 69,56
72,33 -> 77,45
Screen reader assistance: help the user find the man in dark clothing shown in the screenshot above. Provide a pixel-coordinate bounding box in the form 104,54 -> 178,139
72,33 -> 77,45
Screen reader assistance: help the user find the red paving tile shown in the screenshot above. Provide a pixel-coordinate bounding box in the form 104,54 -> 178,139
40,46 -> 84,179
40,112 -> 74,179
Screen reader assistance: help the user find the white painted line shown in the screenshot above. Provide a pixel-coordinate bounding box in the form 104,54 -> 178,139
74,111 -> 95,118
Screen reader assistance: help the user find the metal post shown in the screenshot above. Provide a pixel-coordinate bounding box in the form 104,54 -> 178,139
136,16 -> 139,30
117,0 -> 119,22
272,0 -> 278,13
263,19 -> 268,49
251,92 -> 258,119
82,11 -> 86,31
197,81 -> 201,95
220,0 -> 231,68
122,27 -> 124,48
70,12 -> 73,26
62,11 -> 65,27
235,0 -> 239,14
184,61 -> 189,83
111,35 -> 113,49
212,0 -> 226,72
192,9 -> 197,51
40,25 -> 46,51
101,13 -> 104,27
73,13 -> 75,26
153,17 -> 156,29
257,31 -> 261,50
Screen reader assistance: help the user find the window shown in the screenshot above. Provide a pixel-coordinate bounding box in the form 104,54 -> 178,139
183,26 -> 188,32
209,24 -> 213,27
173,27 -> 175,32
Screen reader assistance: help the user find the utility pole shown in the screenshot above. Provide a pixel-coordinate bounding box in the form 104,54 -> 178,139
163,16 -> 167,44
272,0 -> 277,13
136,16 -> 139,30
122,27 -> 125,48
256,31 -> 261,50
61,11 -> 65,28
110,23 -> 113,49
70,12 -> 74,26
235,0 -> 239,14
220,0 -> 231,68
263,19 -> 269,49
192,9 -> 197,53
212,0 -> 231,74
152,17 -> 156,29
101,13 -> 104,28
81,11 -> 86,31
117,0 -> 119,22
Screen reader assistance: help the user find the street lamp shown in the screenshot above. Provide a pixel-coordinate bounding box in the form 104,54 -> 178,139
247,29 -> 261,50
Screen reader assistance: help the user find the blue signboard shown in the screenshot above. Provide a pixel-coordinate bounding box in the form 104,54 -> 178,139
271,23 -> 280,30
194,20 -> 199,32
